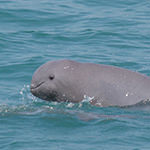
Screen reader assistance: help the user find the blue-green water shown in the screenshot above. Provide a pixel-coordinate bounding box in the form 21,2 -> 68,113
1,0 -> 150,149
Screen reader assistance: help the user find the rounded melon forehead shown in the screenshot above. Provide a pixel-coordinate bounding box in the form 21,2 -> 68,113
38,60 -> 75,71
32,60 -> 77,82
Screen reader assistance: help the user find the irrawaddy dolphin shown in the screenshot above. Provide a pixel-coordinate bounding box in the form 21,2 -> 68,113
30,60 -> 150,107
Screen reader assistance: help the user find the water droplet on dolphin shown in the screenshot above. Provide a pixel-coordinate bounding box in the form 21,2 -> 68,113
126,92 -> 129,97
64,66 -> 70,69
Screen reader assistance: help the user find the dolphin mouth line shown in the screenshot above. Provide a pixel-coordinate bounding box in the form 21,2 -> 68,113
30,81 -> 45,90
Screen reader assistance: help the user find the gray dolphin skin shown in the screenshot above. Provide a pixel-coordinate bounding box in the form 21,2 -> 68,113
30,60 -> 150,107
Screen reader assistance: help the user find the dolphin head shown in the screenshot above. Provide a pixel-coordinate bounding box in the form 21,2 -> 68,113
30,61 -> 59,101
30,60 -> 82,102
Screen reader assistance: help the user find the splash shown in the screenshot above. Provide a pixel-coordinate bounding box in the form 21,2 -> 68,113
19,84 -> 37,103
19,85 -> 94,108
0,85 -> 95,116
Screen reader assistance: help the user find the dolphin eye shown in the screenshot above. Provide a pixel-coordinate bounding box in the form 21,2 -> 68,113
49,74 -> 55,80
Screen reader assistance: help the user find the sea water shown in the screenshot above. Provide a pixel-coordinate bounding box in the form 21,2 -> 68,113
0,0 -> 150,149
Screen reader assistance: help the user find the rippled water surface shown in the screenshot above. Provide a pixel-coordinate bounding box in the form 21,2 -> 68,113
1,0 -> 150,149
